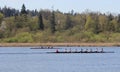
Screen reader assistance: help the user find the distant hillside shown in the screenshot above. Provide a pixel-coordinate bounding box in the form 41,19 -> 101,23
0,4 -> 120,43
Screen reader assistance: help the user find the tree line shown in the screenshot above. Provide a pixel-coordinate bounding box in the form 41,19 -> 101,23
0,4 -> 120,43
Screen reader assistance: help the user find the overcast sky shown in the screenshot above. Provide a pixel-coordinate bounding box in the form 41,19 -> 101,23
0,0 -> 120,13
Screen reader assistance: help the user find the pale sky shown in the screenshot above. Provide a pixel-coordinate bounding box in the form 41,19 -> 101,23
0,0 -> 120,13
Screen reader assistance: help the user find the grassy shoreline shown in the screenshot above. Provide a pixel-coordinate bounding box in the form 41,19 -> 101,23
0,43 -> 120,47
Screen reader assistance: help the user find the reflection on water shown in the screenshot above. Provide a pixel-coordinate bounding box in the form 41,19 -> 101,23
0,47 -> 120,72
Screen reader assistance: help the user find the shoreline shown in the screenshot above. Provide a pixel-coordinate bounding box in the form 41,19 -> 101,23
0,43 -> 120,47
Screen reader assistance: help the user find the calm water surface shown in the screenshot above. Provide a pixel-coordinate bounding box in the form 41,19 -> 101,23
0,47 -> 120,72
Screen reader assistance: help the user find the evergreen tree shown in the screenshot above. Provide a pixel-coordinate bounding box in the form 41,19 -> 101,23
50,11 -> 56,33
108,13 -> 113,21
117,14 -> 120,23
20,4 -> 28,26
21,4 -> 27,14
116,14 -> 120,32
0,13 -> 4,24
38,12 -> 44,30
71,10 -> 74,15
107,14 -> 114,32
64,14 -> 72,30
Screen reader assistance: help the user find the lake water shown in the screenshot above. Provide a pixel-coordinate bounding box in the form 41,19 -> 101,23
0,47 -> 120,72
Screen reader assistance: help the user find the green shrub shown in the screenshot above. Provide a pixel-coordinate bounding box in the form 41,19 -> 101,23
109,33 -> 120,42
15,32 -> 33,43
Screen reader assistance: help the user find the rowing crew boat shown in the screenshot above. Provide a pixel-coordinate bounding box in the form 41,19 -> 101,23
48,51 -> 114,53
48,49 -> 114,53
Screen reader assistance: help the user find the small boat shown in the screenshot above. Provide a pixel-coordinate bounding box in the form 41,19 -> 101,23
30,46 -> 54,49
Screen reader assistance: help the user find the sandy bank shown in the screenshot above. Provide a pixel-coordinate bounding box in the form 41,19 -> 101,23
0,43 -> 120,47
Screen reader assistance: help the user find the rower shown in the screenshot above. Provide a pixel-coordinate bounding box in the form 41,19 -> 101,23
101,48 -> 103,52
96,48 -> 98,52
75,49 -> 77,52
69,48 -> 71,53
65,49 -> 67,52
85,49 -> 88,53
56,49 -> 59,53
81,48 -> 83,52
90,48 -> 92,52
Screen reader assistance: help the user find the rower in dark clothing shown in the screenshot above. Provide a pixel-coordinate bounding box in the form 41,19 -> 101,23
56,49 -> 59,53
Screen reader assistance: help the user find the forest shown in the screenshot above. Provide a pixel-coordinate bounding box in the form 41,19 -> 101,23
0,4 -> 120,43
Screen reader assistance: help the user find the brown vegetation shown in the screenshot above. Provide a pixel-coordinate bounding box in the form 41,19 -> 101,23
0,43 -> 120,47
